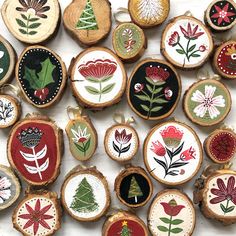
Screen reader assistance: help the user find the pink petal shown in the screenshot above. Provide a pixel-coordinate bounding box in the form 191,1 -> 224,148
224,16 -> 230,23
214,5 -> 223,13
218,17 -> 223,25
42,214 -> 54,220
205,86 -> 216,99
223,3 -> 229,12
23,219 -> 34,230
208,105 -> 220,119
226,12 -> 236,17
211,95 -> 225,107
193,104 -> 207,118
211,13 -> 220,18
33,222 -> 39,235
192,25 -> 198,35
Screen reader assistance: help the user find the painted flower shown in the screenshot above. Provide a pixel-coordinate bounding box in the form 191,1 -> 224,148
78,59 -> 117,81
199,45 -> 207,52
164,87 -> 173,100
16,0 -> 50,18
210,176 -> 236,205
168,31 -> 180,46
191,85 -> 225,119
161,199 -> 185,216
18,199 -> 53,235
211,3 -> 236,25
72,126 -> 90,143
0,177 -> 11,204
134,83 -> 144,93
180,146 -> 196,161
115,129 -> 132,145
160,126 -> 183,149
0,51 -> 4,74
225,45 -> 236,60
151,141 -> 166,156
180,23 -> 204,40
146,66 -> 170,83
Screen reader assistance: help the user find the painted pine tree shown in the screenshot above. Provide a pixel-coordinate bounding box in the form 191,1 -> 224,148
120,221 -> 132,236
128,176 -> 143,203
70,177 -> 99,213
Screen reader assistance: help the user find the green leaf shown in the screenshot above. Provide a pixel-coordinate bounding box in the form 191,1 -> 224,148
160,217 -> 171,224
86,77 -> 100,83
85,86 -> 100,95
74,143 -> 84,152
157,226 -> 169,232
170,228 -> 183,234
19,28 -> 27,34
153,87 -> 163,94
29,23 -> 41,29
24,67 -> 41,90
171,219 -> 184,225
29,31 -> 37,35
101,83 -> 115,94
191,54 -> 201,57
188,44 -> 196,52
145,77 -> 155,85
226,206 -> 235,213
21,14 -> 27,20
154,81 -> 166,86
141,104 -> 149,112
147,84 -> 153,93
220,204 -> 227,213
29,17 -> 40,22
16,18 -> 27,28
151,106 -> 162,112
84,138 -> 91,152
135,95 -> 150,101
152,98 -> 168,104
176,49 -> 185,54
101,76 -> 113,82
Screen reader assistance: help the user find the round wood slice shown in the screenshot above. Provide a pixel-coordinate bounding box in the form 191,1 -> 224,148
12,190 -> 61,236
63,0 -> 112,47
102,211 -> 149,236
0,164 -> 21,211
70,47 -> 127,110
183,79 -> 231,127
144,120 -> 203,186
161,15 -> 214,70
7,113 -> 63,186
0,35 -> 16,86
61,165 -> 111,222
1,0 -> 61,44
213,41 -> 236,80
128,0 -> 170,28
148,189 -> 196,236
114,166 -> 153,208
16,45 -> 67,108
127,58 -> 181,120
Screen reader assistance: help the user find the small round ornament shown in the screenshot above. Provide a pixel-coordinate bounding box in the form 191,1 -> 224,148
61,165 -> 111,222
102,211 -> 149,236
0,165 -> 21,211
205,0 -> 236,32
213,41 -> 236,80
148,189 -> 196,236
128,0 -> 170,28
114,166 -> 153,208
127,58 -> 181,120
104,113 -> 139,163
161,15 -> 214,70
13,190 -> 61,236
112,22 -> 146,63
144,120 -> 203,186
70,47 -> 127,110
183,79 -> 231,127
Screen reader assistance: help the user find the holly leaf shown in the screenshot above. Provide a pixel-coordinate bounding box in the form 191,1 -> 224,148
171,219 -> 184,225
135,95 -> 150,101
24,67 -> 41,90
157,226 -> 169,232
170,228 -> 183,234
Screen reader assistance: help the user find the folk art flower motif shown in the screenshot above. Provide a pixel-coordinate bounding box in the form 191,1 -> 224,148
168,31 -> 180,47
164,87 -> 173,100
180,147 -> 196,161
0,176 -> 11,204
145,66 -> 170,83
134,83 -> 144,93
151,141 -> 166,156
0,100 -> 14,122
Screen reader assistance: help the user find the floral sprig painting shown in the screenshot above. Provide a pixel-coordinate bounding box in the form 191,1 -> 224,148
0,176 -> 11,204
0,100 -> 14,122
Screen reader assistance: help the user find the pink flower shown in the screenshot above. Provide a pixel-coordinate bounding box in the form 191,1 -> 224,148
115,129 -> 132,145
168,31 -> 180,46
161,199 -> 185,216
164,87 -> 173,100
146,66 -> 169,83
180,146 -> 196,161
160,126 -> 183,148
134,83 -> 144,93
151,141 -> 166,156
180,23 -> 204,40
199,45 -> 207,52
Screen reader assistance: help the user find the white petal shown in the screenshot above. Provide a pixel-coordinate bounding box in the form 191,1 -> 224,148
0,68 -> 3,74
0,51 -> 4,59
0,189 -> 11,200
0,177 -> 11,189
212,95 -> 225,108
191,90 -> 205,103
208,105 -> 220,119
71,128 -> 80,139
82,127 -> 88,136
205,85 -> 216,99
193,104 -> 207,118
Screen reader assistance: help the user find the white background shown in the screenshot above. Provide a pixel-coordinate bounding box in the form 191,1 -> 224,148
0,0 -> 236,235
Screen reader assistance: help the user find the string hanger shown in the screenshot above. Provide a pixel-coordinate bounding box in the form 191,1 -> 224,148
114,7 -> 132,24
0,84 -> 22,102
113,112 -> 135,125
67,106 -> 83,120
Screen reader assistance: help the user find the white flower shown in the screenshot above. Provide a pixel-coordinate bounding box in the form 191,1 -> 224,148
191,85 -> 225,119
0,177 -> 11,203
71,126 -> 90,143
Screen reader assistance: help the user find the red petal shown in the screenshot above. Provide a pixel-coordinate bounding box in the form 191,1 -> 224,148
33,222 -> 39,235
218,17 -> 223,25
160,202 -> 172,216
223,3 -> 229,12
180,26 -> 188,37
39,219 -> 51,230
210,196 -> 226,204
211,13 -> 220,18
217,178 -> 227,193
192,25 -> 198,35
42,214 -> 54,220
194,32 -> 204,38
226,12 -> 236,17
224,16 -> 230,23
25,203 -> 34,214
18,214 -> 32,219
171,205 -> 185,216
227,176 -> 235,194
211,188 -> 226,197
187,23 -> 192,36
35,199 -> 41,212
39,204 -> 52,215
214,5 -> 223,13
23,220 -> 34,230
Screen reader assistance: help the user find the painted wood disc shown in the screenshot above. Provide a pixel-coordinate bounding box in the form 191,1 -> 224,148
7,114 -> 63,186
213,41 -> 236,80
61,166 -> 110,222
13,190 -> 61,236
114,166 -> 153,208
148,189 -> 196,236
144,121 -> 203,186
183,79 -> 231,126
16,46 -> 67,108
0,35 -> 16,86
205,0 -> 236,31
112,23 -> 146,62
0,165 -> 20,211
102,211 -> 149,236
1,0 -> 60,44
70,47 -> 127,110
127,59 -> 181,120
161,16 -> 213,70
128,0 -> 170,28
104,124 -> 139,163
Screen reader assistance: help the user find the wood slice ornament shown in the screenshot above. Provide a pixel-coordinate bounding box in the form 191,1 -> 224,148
148,189 -> 196,236
144,120 -> 203,186
7,113 -> 63,186
63,0 -> 112,47
213,41 -> 236,80
70,47 -> 127,110
104,113 -> 139,163
127,58 -> 181,120
16,45 -> 67,108
1,0 -> 61,44
65,106 -> 97,161
0,165 -> 21,211
161,15 -> 214,70
102,210 -> 149,236
114,166 -> 153,208
61,165 -> 111,222
13,190 -> 61,236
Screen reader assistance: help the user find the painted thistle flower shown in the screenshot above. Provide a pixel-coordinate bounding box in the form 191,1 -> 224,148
180,23 -> 204,40
199,45 -> 207,52
115,129 -> 132,145
161,199 -> 185,216
134,83 -> 144,93
168,31 -> 180,46
16,0 -> 50,18
150,141 -> 166,156
0,177 -> 11,204
146,66 -> 170,83
164,87 -> 173,100
180,146 -> 196,161
71,126 -> 90,143
225,45 -> 236,60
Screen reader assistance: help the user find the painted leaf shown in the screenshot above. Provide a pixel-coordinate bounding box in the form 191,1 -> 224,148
167,171 -> 178,176
169,162 -> 188,169
84,138 -> 91,152
147,84 -> 153,93
170,227 -> 183,233
36,145 -> 47,160
135,95 -> 150,101
160,217 -> 171,224
226,206 -> 235,213
20,151 -> 35,161
171,219 -> 184,225
23,164 -> 38,174
176,49 -> 185,54
28,17 -> 40,22
152,98 -> 168,104
154,87 -> 163,94
173,142 -> 184,156
101,83 -> 115,94
28,23 -> 41,29
145,77 -> 155,85
121,143 -> 131,153
141,104 -> 149,112
21,14 -> 28,20
74,143 -> 85,152
112,141 -> 120,153
191,54 -> 201,57
19,29 -> 27,34
101,76 -> 113,82
188,44 -> 196,52
220,203 -> 226,213
16,18 -> 27,28
157,226 -> 169,232
166,148 -> 173,159
86,77 -> 100,83
39,158 -> 49,172
28,31 -> 37,35
151,106 -> 162,112
85,86 -> 100,95
154,158 -> 167,170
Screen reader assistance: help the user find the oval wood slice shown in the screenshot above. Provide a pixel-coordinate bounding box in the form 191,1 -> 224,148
1,0 -> 61,44
63,0 -> 112,47
16,45 -> 67,108
7,113 -> 63,186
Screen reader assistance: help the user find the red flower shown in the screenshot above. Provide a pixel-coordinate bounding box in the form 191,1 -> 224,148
211,3 -> 236,25
134,83 -> 144,93
168,31 -> 180,46
161,199 -> 185,216
146,66 -> 170,83
160,126 -> 183,148
151,141 -> 166,156
164,87 -> 173,100
180,23 -> 204,40
210,176 -> 236,205
78,59 -> 117,81
18,199 -> 53,235
115,129 -> 132,145
180,146 -> 196,161
199,45 -> 207,52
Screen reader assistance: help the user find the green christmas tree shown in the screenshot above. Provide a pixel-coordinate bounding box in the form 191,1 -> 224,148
70,177 -> 99,213
119,221 -> 132,236
128,176 -> 143,203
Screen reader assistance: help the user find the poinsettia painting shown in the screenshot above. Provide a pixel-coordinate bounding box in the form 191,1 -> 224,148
0,176 -> 11,204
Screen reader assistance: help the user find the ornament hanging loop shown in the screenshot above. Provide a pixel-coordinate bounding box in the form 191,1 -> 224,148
0,84 -> 22,102
197,69 -> 221,81
113,112 -> 135,125
114,7 -> 132,24
67,106 -> 83,120
184,11 -> 193,17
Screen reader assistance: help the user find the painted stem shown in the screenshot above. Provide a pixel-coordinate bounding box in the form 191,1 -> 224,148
224,199 -> 230,215
177,42 -> 188,59
168,215 -> 173,236
147,84 -> 156,118
31,146 -> 42,180
186,39 -> 191,61
118,143 -> 123,157
98,81 -> 102,102
82,142 -> 86,157
26,14 -> 31,35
